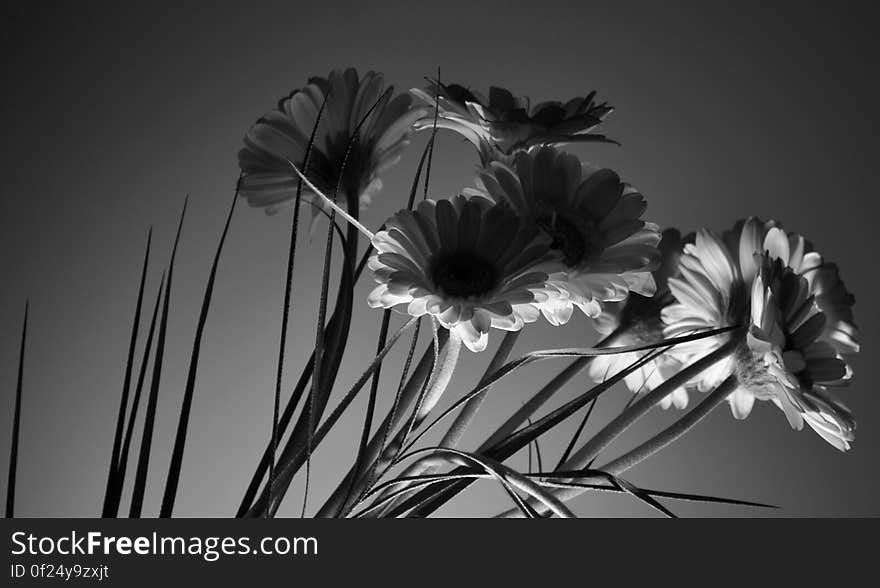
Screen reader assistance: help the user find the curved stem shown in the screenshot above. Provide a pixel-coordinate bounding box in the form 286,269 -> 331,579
440,331 -> 514,449
601,375 -> 737,476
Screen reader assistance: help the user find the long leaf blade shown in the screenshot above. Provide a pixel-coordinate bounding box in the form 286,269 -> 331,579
5,301 -> 28,518
159,189 -> 238,517
129,197 -> 187,517
109,272 -> 165,517
102,228 -> 152,517
266,92 -> 330,518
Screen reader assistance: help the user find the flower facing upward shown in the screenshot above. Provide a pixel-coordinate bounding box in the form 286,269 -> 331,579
411,81 -> 615,163
238,68 -> 424,216
662,217 -> 859,450
474,146 -> 661,326
588,229 -> 691,409
368,195 -> 553,352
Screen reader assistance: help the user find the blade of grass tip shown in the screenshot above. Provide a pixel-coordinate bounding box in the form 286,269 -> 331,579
527,419 -> 533,474
102,229 -> 152,517
265,95 -> 329,520
5,300 -> 28,518
109,272 -> 165,518
533,424 -> 543,473
422,67 -> 440,201
160,188 -> 239,518
130,197 -> 188,518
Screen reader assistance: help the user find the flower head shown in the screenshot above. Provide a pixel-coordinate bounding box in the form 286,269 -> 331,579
474,146 -> 661,325
368,195 -> 553,352
238,68 -> 424,216
662,217 -> 859,449
411,81 -> 614,163
588,229 -> 691,409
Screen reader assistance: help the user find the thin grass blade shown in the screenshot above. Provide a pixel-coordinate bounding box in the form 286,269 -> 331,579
129,198 -> 187,517
102,229 -> 152,517
110,273 -> 165,517
159,189 -> 238,517
5,301 -> 28,518
265,94 -> 329,518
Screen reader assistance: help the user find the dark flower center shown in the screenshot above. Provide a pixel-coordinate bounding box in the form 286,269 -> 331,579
431,252 -> 498,298
537,214 -> 591,267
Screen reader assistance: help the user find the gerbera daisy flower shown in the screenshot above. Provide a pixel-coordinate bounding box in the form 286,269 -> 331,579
588,229 -> 691,409
662,217 -> 859,450
411,81 -> 615,163
368,195 -> 554,352
238,68 -> 424,217
473,146 -> 661,326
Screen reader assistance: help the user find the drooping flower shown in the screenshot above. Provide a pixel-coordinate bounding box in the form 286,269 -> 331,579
588,229 -> 691,409
662,217 -> 859,450
411,81 -> 615,164
368,195 -> 554,352
238,68 -> 425,217
473,146 -> 661,326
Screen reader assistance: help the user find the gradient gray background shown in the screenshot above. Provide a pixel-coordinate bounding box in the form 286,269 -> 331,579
1,1 -> 877,517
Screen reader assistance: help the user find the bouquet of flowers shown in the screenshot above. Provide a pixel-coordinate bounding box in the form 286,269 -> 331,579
6,68 -> 860,518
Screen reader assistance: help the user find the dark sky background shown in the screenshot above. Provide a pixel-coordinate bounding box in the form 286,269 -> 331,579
1,1 -> 877,517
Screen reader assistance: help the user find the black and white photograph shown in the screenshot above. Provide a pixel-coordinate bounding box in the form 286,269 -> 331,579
1,0 -> 877,581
